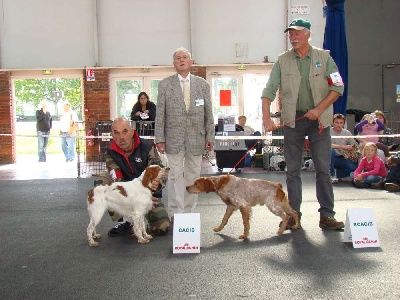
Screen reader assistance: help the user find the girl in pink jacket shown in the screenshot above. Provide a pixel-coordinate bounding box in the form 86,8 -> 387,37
351,142 -> 387,188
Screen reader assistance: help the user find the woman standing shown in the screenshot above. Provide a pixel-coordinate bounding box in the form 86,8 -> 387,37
36,100 -> 52,162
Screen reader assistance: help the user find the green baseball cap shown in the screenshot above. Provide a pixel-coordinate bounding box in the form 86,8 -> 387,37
284,18 -> 311,33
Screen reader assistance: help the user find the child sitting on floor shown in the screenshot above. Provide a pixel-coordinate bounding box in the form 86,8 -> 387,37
351,142 -> 387,188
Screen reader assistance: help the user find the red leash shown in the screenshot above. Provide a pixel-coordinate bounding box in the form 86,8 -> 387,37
226,115 -> 323,174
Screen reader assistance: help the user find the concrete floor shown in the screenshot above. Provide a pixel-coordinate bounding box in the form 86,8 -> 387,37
0,157 -> 399,299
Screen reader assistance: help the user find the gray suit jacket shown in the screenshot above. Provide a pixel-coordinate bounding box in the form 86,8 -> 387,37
155,74 -> 215,155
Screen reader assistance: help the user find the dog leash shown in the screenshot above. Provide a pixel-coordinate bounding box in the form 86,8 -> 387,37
226,115 -> 323,174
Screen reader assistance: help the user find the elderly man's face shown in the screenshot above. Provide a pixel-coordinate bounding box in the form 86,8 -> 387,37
288,29 -> 310,50
173,50 -> 193,74
111,120 -> 134,152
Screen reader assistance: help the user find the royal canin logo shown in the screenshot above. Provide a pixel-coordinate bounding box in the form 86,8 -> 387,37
174,242 -> 199,250
354,236 -> 378,245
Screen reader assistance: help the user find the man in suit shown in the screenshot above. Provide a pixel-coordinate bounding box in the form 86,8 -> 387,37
155,47 -> 215,220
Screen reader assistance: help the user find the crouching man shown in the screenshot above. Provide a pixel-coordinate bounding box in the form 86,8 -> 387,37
94,117 -> 170,236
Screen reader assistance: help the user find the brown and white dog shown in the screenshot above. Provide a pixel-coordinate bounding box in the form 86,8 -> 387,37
186,175 -> 300,239
86,165 -> 169,247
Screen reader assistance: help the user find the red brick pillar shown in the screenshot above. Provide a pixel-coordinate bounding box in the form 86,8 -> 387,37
0,71 -> 14,164
83,68 -> 111,161
191,66 -> 206,79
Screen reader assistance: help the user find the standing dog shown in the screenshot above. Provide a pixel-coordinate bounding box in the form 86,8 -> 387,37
86,165 -> 169,246
186,175 -> 300,239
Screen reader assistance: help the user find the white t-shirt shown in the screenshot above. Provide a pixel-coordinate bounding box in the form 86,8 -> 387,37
59,110 -> 79,132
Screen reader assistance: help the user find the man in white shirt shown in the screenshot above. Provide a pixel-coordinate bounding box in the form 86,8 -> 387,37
59,101 -> 79,162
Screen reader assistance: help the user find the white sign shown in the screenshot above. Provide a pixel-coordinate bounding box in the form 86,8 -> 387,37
101,132 -> 111,141
173,213 -> 201,254
344,208 -> 380,248
86,68 -> 95,81
291,5 -> 310,15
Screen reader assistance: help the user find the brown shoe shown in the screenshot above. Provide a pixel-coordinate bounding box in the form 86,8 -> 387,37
319,216 -> 344,230
385,183 -> 400,193
279,212 -> 301,230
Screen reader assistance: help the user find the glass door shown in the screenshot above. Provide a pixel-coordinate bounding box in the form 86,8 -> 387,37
209,75 -> 241,124
111,76 -> 168,120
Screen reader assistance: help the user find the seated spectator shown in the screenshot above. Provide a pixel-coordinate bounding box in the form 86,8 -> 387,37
130,92 -> 156,135
355,113 -> 389,158
330,114 -> 358,183
373,110 -> 399,151
237,115 -> 262,153
383,151 -> 400,192
351,142 -> 387,188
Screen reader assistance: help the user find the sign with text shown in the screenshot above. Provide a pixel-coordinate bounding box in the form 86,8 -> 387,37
344,208 -> 380,248
173,213 -> 201,254
291,5 -> 310,15
86,68 -> 95,81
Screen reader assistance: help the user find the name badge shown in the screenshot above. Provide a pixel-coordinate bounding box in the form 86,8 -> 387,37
330,72 -> 344,86
195,99 -> 204,106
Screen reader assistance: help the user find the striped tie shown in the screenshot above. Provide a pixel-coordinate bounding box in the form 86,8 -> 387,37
182,78 -> 190,111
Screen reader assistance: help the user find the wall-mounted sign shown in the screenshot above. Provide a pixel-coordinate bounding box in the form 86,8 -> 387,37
396,85 -> 400,102
86,68 -> 95,81
291,5 -> 310,15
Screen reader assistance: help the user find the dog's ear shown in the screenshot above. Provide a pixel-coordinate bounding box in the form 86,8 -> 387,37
203,178 -> 216,193
142,165 -> 160,189
213,175 -> 230,191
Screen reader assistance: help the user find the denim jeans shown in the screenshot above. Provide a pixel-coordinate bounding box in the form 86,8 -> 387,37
330,150 -> 358,178
350,172 -> 383,184
60,132 -> 76,161
37,131 -> 49,162
284,114 -> 335,217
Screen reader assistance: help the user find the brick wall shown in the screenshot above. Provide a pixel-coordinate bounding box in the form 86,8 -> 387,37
83,68 -> 111,161
191,66 -> 206,79
0,71 -> 14,164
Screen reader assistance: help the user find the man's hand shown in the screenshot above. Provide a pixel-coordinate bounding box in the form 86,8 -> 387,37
156,142 -> 166,154
263,117 -> 277,132
304,108 -> 322,120
151,196 -> 159,208
205,142 -> 214,152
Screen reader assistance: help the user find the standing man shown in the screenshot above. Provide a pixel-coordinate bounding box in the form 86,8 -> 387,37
59,101 -> 79,162
155,47 -> 215,220
261,19 -> 345,230
36,100 -> 52,162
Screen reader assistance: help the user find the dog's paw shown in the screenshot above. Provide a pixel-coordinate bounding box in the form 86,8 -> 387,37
144,234 -> 153,240
93,233 -> 101,239
138,238 -> 150,244
213,226 -> 223,232
89,240 -> 99,247
238,234 -> 248,239
291,225 -> 300,230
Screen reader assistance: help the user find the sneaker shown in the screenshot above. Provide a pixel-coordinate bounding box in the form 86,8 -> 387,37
384,183 -> 400,193
339,176 -> 353,183
319,216 -> 344,230
108,221 -> 133,236
279,211 -> 302,230
353,181 -> 370,188
371,181 -> 384,189
331,176 -> 339,184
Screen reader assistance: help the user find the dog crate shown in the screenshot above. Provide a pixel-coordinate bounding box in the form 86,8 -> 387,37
214,132 -> 247,172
